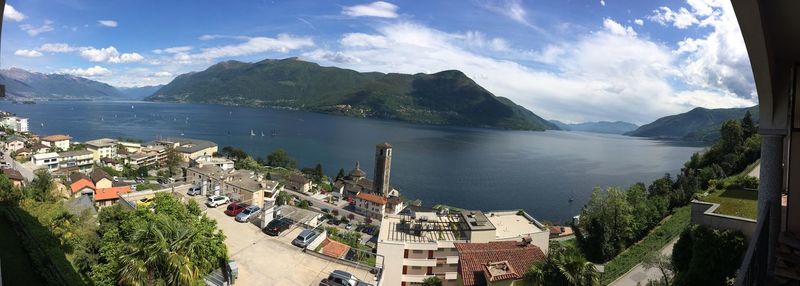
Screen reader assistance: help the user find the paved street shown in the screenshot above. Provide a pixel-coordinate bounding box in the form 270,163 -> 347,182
609,237 -> 679,286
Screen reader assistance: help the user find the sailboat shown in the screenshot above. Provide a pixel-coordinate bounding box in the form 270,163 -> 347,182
261,131 -> 265,137
250,130 -> 255,136
131,105 -> 134,109
40,122 -> 44,127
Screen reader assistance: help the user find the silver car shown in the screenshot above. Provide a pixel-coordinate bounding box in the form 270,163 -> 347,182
235,205 -> 261,222
187,186 -> 201,196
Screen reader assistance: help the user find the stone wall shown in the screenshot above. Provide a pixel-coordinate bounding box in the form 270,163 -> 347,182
690,200 -> 757,240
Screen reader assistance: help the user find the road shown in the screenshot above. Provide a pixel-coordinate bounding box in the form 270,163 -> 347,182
608,237 -> 679,286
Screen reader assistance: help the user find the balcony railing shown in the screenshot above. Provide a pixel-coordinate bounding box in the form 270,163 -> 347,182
735,202 -> 771,286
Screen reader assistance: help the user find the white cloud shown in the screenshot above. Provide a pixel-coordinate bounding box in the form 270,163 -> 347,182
20,21 -> 55,36
600,0 -> 606,7
342,1 -> 399,18
648,6 -> 698,29
302,19 -> 753,124
61,66 -> 112,77
482,0 -> 531,27
80,46 -> 144,63
462,31 -> 509,52
153,46 -> 193,54
14,49 -> 42,57
97,20 -> 118,27
38,43 -> 79,53
634,19 -> 644,26
148,71 -> 173,77
192,34 -> 314,60
602,18 -> 637,37
4,4 -> 26,22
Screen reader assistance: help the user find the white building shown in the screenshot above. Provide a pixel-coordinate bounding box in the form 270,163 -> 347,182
41,135 -> 72,151
85,138 -> 118,162
58,150 -> 94,172
376,209 -> 549,286
192,155 -> 234,171
32,152 -> 60,170
0,116 -> 29,133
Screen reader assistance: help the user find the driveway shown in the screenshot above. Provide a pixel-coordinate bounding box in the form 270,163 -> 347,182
202,197 -> 376,286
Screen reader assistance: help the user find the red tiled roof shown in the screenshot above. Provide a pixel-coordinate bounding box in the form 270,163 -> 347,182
455,241 -> 546,286
94,186 -> 131,201
41,135 -> 71,142
355,192 -> 387,205
70,179 -> 95,194
2,168 -> 24,181
549,226 -> 563,235
319,238 -> 350,259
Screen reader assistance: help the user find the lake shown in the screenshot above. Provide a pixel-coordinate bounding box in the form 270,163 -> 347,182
0,101 -> 703,222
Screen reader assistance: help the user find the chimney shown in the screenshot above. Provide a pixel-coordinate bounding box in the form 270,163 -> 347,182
521,236 -> 532,246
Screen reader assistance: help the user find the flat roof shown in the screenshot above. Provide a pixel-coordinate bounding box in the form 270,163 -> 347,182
85,138 -> 117,148
379,213 -> 471,243
485,211 -> 547,240
276,205 -> 320,225
158,137 -> 217,153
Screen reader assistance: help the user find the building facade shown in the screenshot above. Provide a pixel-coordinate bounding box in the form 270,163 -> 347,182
155,137 -> 217,161
85,138 -> 118,162
32,152 -> 60,170
0,116 -> 29,133
187,164 -> 280,207
41,135 -> 71,151
374,142 -> 392,196
58,150 -> 94,172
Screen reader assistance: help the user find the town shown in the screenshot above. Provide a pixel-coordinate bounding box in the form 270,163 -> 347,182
0,111 -> 562,286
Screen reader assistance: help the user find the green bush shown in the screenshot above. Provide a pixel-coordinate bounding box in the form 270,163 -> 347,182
671,225 -> 746,286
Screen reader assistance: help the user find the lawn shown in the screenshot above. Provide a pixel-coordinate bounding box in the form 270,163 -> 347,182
0,213 -> 47,286
700,188 -> 758,219
601,206 -> 691,285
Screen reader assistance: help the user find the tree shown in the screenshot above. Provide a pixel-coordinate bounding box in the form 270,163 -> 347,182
275,191 -> 291,206
525,242 -> 599,286
671,226 -> 746,286
643,253 -> 673,286
719,120 -> 744,153
297,200 -> 310,209
0,174 -> 23,203
741,110 -> 756,139
266,149 -> 296,169
30,169 -> 54,202
335,168 -> 345,181
165,147 -> 182,177
421,276 -> 442,286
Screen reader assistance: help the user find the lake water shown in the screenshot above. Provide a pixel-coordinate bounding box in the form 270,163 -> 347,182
0,101 -> 703,222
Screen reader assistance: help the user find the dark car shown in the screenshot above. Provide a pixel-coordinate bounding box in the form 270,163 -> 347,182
224,202 -> 248,216
263,219 -> 292,236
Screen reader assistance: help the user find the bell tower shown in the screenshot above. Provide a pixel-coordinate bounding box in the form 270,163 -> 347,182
373,142 -> 392,196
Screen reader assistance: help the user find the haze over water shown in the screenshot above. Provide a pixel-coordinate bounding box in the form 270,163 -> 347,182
0,101 -> 703,222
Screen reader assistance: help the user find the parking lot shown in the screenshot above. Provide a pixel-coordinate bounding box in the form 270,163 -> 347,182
183,190 -> 376,285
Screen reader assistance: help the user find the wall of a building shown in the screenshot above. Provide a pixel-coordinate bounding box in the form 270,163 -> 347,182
377,241 -> 406,286
690,200 -> 757,240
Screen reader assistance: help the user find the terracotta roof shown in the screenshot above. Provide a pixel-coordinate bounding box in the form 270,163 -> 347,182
549,226 -> 563,235
94,186 -> 131,201
70,179 -> 95,194
356,192 -> 387,205
31,143 -> 50,150
42,135 -> 71,142
2,168 -> 24,181
101,157 -> 119,164
455,241 -> 546,286
319,238 -> 350,259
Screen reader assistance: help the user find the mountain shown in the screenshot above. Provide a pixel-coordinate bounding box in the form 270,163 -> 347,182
550,120 -> 639,134
117,85 -> 164,99
0,68 -> 126,100
147,58 -> 558,131
626,105 -> 759,141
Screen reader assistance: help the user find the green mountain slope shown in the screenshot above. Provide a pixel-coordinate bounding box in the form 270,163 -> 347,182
550,120 -> 639,134
0,68 -> 126,99
147,58 -> 557,131
626,105 -> 759,141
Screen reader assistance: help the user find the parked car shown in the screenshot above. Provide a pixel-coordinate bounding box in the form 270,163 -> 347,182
224,202 -> 248,216
168,177 -> 176,183
113,176 -> 119,181
345,223 -> 353,230
235,205 -> 261,222
292,229 -> 321,248
263,219 -> 292,236
187,186 -> 202,196
205,195 -> 230,208
319,270 -> 374,286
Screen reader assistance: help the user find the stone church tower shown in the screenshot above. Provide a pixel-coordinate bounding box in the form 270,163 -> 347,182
373,142 -> 392,197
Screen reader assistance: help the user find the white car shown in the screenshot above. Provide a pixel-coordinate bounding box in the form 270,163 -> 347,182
206,195 -> 229,207
235,205 -> 261,222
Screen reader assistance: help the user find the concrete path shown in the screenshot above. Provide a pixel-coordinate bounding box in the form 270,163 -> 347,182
748,162 -> 760,179
608,237 -> 679,286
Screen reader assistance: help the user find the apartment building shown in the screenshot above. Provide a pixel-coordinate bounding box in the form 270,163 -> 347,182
41,135 -> 71,151
58,150 -> 94,172
32,152 -> 60,170
125,145 -> 167,169
187,164 -> 280,207
155,137 -> 217,161
376,209 -> 549,286
85,138 -> 118,162
0,116 -> 29,133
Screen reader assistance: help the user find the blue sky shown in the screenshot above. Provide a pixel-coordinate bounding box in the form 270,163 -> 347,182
2,0 -> 756,124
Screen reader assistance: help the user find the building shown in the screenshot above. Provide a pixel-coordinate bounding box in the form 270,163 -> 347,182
101,157 -> 123,172
124,145 -> 167,169
155,137 -> 217,161
192,155 -> 234,170
2,168 -> 25,188
85,138 -> 118,162
186,164 -> 280,207
354,192 -> 388,219
0,116 -> 29,133
374,142 -> 392,196
41,135 -> 72,151
5,136 -> 26,152
455,240 -> 546,286
117,141 -> 142,153
32,152 -> 60,170
285,173 -> 311,193
89,168 -> 113,189
30,143 -> 50,154
376,209 -> 549,286
94,186 -> 132,208
58,150 -> 94,172
69,172 -> 95,198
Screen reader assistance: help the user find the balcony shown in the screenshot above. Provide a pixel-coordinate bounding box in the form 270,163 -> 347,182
403,258 -> 437,267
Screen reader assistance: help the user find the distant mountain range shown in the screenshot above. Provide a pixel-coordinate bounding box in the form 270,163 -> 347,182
147,58 -> 558,131
117,85 -> 164,99
549,120 -> 638,135
0,68 -> 128,100
626,105 -> 759,142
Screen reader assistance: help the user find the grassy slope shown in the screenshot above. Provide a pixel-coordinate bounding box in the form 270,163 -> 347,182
601,206 -> 691,285
0,213 -> 47,285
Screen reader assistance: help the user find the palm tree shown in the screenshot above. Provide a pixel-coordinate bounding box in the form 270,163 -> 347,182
524,244 -> 599,286
118,218 -> 203,286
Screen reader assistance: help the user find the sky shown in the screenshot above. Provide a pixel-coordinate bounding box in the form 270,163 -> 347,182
1,0 -> 757,124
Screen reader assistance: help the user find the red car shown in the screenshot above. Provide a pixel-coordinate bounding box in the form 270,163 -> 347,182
224,202 -> 248,216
